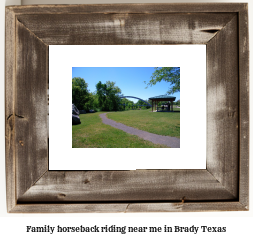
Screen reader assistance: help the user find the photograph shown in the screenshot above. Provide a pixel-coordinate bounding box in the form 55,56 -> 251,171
49,45 -> 205,170
3,1 -> 250,220
72,67 -> 180,148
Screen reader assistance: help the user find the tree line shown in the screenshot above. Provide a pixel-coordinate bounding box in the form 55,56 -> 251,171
72,67 -> 180,112
72,77 -> 153,112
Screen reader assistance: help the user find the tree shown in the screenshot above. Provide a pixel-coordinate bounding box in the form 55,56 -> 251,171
175,99 -> 180,106
72,77 -> 90,110
136,99 -> 150,109
119,98 -> 134,110
96,81 -> 107,110
83,92 -> 94,111
96,81 -> 122,111
145,67 -> 180,94
92,92 -> 99,110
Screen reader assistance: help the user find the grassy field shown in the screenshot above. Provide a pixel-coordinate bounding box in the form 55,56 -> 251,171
72,112 -> 168,148
107,109 -> 180,138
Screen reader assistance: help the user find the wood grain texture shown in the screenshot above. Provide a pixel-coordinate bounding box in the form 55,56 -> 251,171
18,170 -> 236,202
125,202 -> 248,213
5,3 -> 249,213
5,7 -> 17,212
16,13 -> 236,45
238,4 -> 249,209
15,20 -> 48,200
7,3 -> 247,15
10,202 -> 247,213
206,16 -> 239,198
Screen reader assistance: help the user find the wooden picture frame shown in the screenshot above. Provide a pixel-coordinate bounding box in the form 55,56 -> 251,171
5,3 -> 249,213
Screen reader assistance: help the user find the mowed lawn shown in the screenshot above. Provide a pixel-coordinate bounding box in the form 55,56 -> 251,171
72,112 -> 168,148
107,109 -> 180,138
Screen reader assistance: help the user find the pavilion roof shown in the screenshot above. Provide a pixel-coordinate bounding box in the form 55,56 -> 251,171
149,95 -> 176,101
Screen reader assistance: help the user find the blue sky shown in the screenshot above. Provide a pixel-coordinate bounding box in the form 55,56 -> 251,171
72,67 -> 180,103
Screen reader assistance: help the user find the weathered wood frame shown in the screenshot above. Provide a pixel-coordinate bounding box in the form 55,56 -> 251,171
5,4 -> 249,213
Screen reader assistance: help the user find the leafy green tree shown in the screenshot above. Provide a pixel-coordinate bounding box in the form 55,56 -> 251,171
92,92 -> 99,110
96,81 -> 107,110
127,101 -> 134,110
145,67 -> 180,94
72,77 -> 90,110
136,99 -> 143,108
96,81 -> 122,111
175,99 -> 180,106
136,99 -> 150,109
119,98 -> 134,110
83,92 -> 94,111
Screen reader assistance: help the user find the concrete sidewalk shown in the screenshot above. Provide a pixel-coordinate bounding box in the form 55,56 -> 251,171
99,113 -> 180,148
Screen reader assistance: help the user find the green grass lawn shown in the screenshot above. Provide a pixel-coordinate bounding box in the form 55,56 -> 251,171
72,112 -> 168,148
107,109 -> 180,138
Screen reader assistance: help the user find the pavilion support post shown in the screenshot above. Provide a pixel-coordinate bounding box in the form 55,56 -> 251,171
172,101 -> 173,112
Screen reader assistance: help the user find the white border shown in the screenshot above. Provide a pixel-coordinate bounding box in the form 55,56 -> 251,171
49,45 -> 206,170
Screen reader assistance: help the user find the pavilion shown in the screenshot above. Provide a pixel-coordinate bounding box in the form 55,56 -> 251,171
148,95 -> 176,112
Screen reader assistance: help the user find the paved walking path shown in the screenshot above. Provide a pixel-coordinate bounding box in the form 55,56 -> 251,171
99,113 -> 180,148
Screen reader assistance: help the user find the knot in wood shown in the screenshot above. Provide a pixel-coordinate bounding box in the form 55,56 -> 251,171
57,193 -> 66,199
